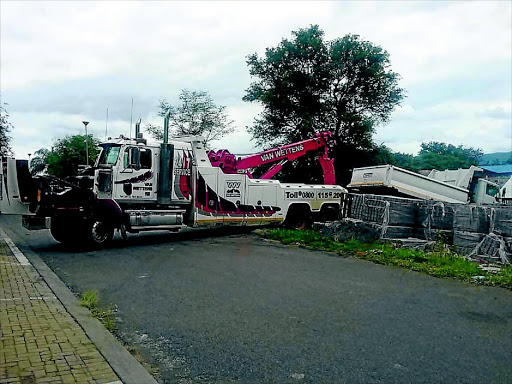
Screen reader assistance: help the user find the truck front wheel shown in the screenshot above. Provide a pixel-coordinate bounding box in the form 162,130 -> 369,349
87,219 -> 114,247
50,218 -> 74,245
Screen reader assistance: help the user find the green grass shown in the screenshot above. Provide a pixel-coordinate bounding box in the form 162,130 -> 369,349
79,290 -> 116,332
257,229 -> 512,289
79,290 -> 99,310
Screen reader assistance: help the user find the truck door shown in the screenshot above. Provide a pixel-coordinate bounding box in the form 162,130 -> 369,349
113,146 -> 156,202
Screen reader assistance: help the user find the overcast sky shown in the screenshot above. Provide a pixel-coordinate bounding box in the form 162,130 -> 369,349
1,1 -> 511,160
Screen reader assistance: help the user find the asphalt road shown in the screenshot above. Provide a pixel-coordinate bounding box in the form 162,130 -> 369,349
2,214 -> 512,384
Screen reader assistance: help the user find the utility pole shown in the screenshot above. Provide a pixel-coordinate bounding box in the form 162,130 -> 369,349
105,108 -> 109,141
82,121 -> 90,166
129,98 -> 133,139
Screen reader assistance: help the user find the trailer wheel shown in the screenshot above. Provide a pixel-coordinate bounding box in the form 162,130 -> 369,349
87,219 -> 114,247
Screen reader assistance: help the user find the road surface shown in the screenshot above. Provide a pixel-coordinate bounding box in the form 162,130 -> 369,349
2,214 -> 511,384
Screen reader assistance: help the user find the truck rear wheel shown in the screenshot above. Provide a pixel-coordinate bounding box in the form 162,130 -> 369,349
284,205 -> 312,229
320,204 -> 340,222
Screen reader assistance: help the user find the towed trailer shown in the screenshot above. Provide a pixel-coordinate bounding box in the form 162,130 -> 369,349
347,165 -> 499,204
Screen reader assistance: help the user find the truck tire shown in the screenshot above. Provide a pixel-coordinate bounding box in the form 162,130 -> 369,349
320,204 -> 340,222
86,219 -> 114,247
284,205 -> 312,229
50,218 -> 76,245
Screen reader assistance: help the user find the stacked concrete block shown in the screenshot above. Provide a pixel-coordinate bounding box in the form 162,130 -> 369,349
452,205 -> 488,257
487,207 -> 512,263
340,195 -> 512,263
349,194 -> 417,225
453,230 -> 486,255
451,205 -> 501,262
418,201 -> 459,230
348,194 -> 418,239
490,207 -> 512,237
460,233 -> 511,264
446,205 -> 512,264
417,201 -> 462,243
453,205 -> 491,234
337,194 -> 512,264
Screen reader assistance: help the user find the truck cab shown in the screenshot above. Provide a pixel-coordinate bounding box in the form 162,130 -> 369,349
472,178 -> 500,205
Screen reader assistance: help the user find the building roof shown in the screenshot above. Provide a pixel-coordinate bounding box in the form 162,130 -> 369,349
480,164 -> 512,174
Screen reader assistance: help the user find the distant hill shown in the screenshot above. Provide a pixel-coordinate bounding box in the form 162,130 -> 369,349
480,151 -> 512,165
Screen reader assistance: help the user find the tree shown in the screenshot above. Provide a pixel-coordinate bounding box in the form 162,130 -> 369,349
390,152 -> 419,172
416,141 -> 483,170
145,90 -> 234,147
29,148 -> 50,175
0,103 -> 14,157
31,135 -> 100,178
384,141 -> 483,173
244,25 -> 405,184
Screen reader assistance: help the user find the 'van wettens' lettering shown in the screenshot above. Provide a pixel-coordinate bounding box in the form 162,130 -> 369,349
260,144 -> 304,162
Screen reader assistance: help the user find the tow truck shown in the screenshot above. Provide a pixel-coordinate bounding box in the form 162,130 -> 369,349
1,113 -> 345,247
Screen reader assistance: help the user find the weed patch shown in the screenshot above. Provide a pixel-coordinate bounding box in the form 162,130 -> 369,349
125,345 -> 161,377
79,290 -> 116,332
256,229 -> 512,289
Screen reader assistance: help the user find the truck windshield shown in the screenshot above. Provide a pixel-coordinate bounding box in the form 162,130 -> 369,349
98,145 -> 121,166
486,184 -> 499,197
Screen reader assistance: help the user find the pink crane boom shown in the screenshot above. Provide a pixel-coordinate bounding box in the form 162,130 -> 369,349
207,132 -> 336,185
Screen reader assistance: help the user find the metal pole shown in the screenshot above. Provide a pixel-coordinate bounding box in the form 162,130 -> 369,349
129,98 -> 133,139
82,121 -> 89,166
163,109 -> 170,144
105,108 -> 108,141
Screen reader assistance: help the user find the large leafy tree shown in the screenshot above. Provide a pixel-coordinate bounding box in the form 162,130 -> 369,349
145,89 -> 234,147
388,141 -> 483,172
244,25 -> 405,184
415,142 -> 483,170
0,103 -> 14,157
390,152 -> 419,172
30,135 -> 100,178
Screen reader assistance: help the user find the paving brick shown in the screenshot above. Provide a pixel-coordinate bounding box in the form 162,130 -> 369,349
0,240 -> 120,383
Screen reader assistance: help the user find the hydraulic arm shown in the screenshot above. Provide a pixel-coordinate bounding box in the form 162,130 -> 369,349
208,132 -> 336,185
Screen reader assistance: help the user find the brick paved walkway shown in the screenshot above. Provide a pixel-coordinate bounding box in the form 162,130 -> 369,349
0,238 -> 121,384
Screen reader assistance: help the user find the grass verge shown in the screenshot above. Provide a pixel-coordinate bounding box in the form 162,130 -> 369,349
79,290 -> 116,332
257,228 -> 512,289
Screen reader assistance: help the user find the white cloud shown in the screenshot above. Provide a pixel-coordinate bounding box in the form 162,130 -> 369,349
376,99 -> 511,155
1,0 -> 511,163
326,1 -> 512,86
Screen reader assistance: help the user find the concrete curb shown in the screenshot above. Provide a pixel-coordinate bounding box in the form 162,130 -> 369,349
1,222 -> 158,384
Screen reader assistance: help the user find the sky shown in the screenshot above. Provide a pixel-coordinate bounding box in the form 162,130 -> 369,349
1,1 -> 511,161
